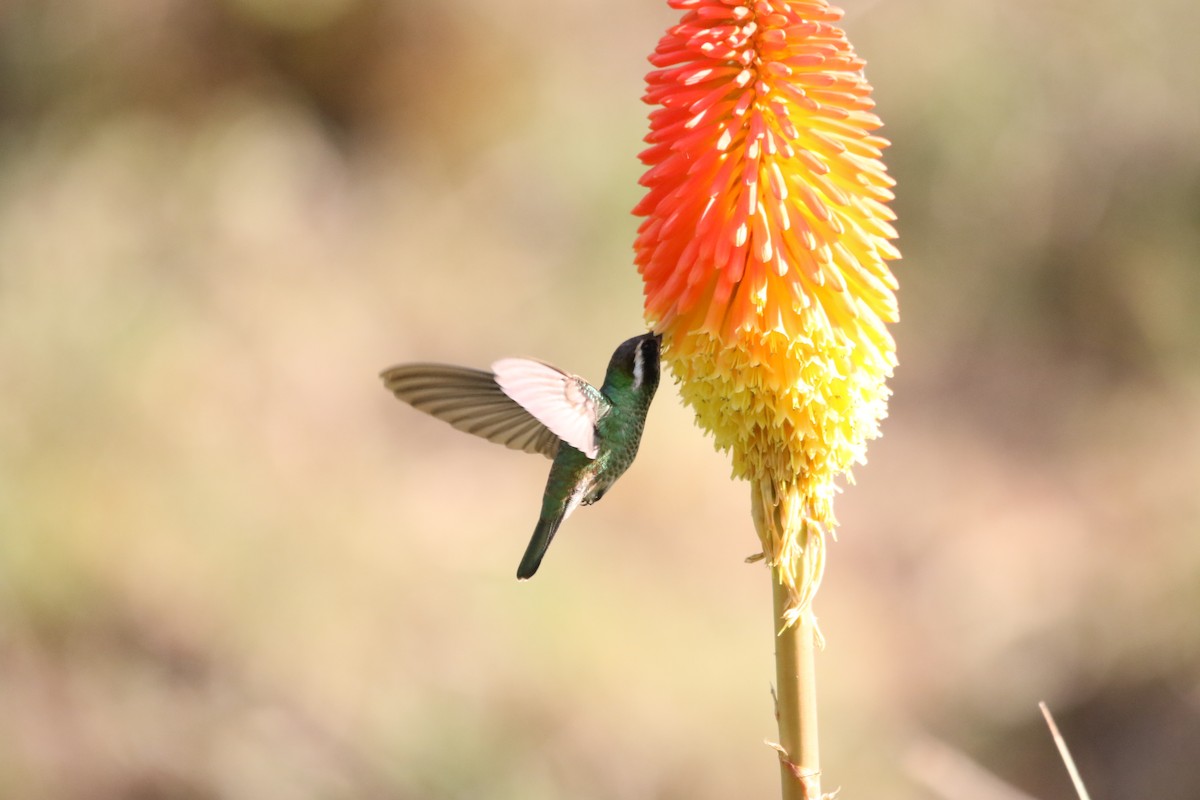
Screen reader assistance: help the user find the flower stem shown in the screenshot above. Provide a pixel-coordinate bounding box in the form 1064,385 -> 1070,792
773,572 -> 821,800
754,480 -> 823,800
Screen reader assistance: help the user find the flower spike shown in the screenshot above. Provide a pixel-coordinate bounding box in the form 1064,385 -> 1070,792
634,3 -> 898,797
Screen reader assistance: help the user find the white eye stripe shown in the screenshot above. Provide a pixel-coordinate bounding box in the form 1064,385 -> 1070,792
632,345 -> 645,391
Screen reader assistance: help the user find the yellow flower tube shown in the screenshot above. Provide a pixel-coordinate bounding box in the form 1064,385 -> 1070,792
634,2 -> 899,796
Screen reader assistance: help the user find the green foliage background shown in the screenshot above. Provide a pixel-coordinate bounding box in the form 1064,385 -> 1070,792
2,1 -> 1198,798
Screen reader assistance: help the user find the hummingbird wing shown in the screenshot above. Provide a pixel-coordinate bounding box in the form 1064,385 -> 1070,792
381,364 -> 562,459
491,358 -> 610,459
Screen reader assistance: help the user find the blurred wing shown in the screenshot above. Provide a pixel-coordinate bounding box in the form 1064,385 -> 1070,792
381,364 -> 561,459
491,358 -> 609,459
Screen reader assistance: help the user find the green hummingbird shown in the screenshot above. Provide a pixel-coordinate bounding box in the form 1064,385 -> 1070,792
380,332 -> 662,579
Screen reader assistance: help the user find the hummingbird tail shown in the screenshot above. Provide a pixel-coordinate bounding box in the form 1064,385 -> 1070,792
516,512 -> 564,580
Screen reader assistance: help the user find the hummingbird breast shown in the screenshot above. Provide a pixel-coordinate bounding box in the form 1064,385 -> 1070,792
589,407 -> 647,492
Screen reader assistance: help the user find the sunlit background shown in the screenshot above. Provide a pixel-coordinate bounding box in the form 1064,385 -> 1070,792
2,1 -> 1198,798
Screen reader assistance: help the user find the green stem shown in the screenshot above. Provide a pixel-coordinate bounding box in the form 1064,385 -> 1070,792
773,572 -> 821,800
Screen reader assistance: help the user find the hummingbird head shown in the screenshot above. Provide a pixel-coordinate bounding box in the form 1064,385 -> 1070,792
605,332 -> 662,395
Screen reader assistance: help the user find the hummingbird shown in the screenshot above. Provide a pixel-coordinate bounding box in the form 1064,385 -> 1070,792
380,332 -> 662,579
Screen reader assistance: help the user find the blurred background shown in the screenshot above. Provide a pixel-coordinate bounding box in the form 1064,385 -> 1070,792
1,0 -> 1198,798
